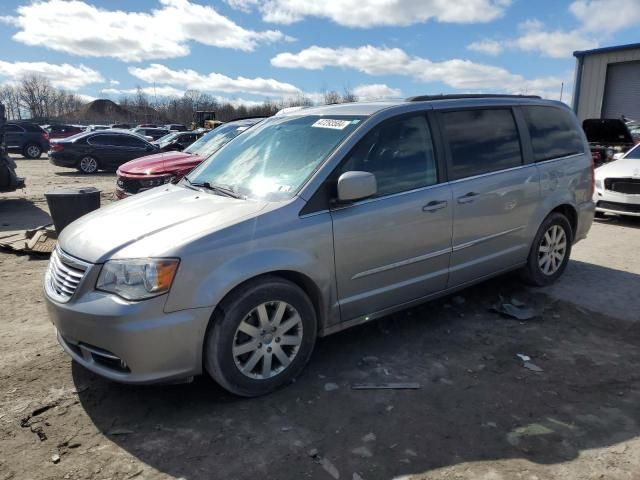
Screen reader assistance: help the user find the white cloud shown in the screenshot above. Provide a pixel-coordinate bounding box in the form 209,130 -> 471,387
128,63 -> 301,97
76,94 -> 97,102
353,84 -> 402,100
0,60 -> 104,90
7,0 -> 288,62
570,0 -> 640,33
109,79 -> 120,86
512,23 -> 598,58
272,45 -> 565,95
226,0 -> 511,27
467,1 -> 640,59
467,39 -> 504,56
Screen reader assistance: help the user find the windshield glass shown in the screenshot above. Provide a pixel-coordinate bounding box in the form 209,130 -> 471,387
185,115 -> 364,200
625,145 -> 640,159
156,132 -> 181,146
185,122 -> 254,157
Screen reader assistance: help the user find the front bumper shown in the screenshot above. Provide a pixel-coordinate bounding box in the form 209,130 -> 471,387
595,187 -> 640,216
49,154 -> 77,168
43,253 -> 213,384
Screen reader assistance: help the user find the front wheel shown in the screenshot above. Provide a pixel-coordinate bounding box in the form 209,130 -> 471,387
204,276 -> 317,397
23,144 -> 42,159
77,156 -> 99,174
521,213 -> 573,286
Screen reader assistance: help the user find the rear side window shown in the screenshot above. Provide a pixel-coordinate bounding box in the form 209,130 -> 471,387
338,114 -> 437,197
5,124 -> 23,133
89,134 -> 123,146
523,106 -> 584,161
120,135 -> 147,147
22,123 -> 44,133
441,109 -> 522,180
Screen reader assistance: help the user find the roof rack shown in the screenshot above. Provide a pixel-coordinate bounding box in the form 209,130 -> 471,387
406,94 -> 541,102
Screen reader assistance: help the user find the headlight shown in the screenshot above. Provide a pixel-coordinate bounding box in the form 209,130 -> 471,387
139,176 -> 175,188
96,258 -> 179,300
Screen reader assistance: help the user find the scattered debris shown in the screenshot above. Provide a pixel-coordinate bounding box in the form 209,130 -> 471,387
428,362 -> 449,382
523,362 -> 544,373
319,458 -> 340,479
362,433 -> 376,442
324,383 -> 339,392
491,296 -> 537,321
352,383 -> 420,390
0,224 -> 57,254
351,446 -> 373,458
362,356 -> 379,363
482,422 -> 498,428
452,295 -> 466,305
107,428 -> 134,436
51,454 -> 60,464
386,405 -> 394,412
404,449 -> 417,457
507,423 -> 554,446
516,354 -> 531,362
280,426 -> 292,432
308,448 -> 319,458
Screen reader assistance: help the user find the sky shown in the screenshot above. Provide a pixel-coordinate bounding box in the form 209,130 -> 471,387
0,0 -> 639,106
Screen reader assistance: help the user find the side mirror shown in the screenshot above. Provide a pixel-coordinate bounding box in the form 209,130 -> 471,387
337,171 -> 377,202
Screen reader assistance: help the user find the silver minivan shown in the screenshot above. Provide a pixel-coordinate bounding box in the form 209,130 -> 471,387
44,95 -> 595,396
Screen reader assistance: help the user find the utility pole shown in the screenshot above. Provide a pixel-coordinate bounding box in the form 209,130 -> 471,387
560,82 -> 564,102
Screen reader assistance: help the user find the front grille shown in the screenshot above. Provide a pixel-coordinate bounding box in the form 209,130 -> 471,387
604,178 -> 640,195
597,201 -> 640,213
46,249 -> 88,302
116,176 -> 142,194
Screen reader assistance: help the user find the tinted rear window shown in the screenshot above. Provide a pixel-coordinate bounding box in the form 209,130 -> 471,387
523,106 -> 584,161
441,109 -> 522,180
21,123 -> 44,133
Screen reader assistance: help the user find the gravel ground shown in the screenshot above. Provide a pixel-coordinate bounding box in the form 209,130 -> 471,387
1,157 -> 639,480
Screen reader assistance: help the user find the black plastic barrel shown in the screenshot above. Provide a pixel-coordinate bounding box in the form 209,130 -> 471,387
44,187 -> 101,233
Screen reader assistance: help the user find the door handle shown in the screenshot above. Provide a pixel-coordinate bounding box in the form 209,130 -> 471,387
422,200 -> 448,212
457,192 -> 479,204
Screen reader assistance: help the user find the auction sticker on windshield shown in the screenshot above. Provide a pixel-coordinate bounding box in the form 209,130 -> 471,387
312,119 -> 352,130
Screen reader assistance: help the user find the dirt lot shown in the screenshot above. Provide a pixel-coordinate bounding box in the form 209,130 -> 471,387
1,157 -> 640,480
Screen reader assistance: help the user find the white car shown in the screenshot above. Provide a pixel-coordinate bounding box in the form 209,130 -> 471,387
595,143 -> 640,216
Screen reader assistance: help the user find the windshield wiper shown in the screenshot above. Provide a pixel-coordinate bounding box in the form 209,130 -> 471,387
183,177 -> 243,199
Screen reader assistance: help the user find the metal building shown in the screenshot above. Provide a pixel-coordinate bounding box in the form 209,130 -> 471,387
573,43 -> 640,121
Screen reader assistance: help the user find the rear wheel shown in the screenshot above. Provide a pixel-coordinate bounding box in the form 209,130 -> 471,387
521,213 -> 572,286
204,276 -> 317,397
77,156 -> 99,174
23,144 -> 42,159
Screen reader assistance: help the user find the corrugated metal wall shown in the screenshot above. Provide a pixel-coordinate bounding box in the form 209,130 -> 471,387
576,48 -> 640,121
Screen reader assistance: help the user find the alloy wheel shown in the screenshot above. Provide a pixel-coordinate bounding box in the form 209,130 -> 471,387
26,145 -> 40,158
538,225 -> 567,275
232,301 -> 303,380
79,156 -> 98,174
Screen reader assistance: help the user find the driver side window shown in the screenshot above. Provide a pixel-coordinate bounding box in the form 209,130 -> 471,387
338,114 -> 437,197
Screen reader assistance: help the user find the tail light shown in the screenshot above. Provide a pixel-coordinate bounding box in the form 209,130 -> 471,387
42,132 -> 49,141
50,143 -> 64,152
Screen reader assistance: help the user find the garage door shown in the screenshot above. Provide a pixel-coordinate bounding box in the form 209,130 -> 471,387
602,61 -> 640,120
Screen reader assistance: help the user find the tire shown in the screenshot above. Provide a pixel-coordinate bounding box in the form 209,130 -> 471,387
204,276 -> 317,397
77,156 -> 99,174
23,144 -> 42,159
521,212 -> 573,287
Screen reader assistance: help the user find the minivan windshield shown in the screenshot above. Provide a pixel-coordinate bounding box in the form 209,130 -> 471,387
185,115 -> 364,201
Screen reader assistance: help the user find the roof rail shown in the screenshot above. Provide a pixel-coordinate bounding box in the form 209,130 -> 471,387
406,94 -> 541,102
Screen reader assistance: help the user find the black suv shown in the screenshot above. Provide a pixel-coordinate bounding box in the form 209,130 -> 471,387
4,122 -> 50,159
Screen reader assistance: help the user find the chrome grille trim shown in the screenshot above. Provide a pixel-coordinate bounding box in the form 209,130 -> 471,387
45,248 -> 90,303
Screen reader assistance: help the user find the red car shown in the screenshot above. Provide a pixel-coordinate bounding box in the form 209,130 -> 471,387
45,124 -> 84,140
115,118 -> 261,199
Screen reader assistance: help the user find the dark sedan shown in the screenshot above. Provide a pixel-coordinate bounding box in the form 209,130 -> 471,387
49,130 -> 158,174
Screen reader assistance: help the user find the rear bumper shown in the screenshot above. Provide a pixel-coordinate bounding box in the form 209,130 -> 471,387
574,200 -> 595,243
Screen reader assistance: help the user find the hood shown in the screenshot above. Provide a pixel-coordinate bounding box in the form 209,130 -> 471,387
583,118 -> 633,144
595,157 -> 640,179
118,151 -> 196,175
59,184 -> 267,263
